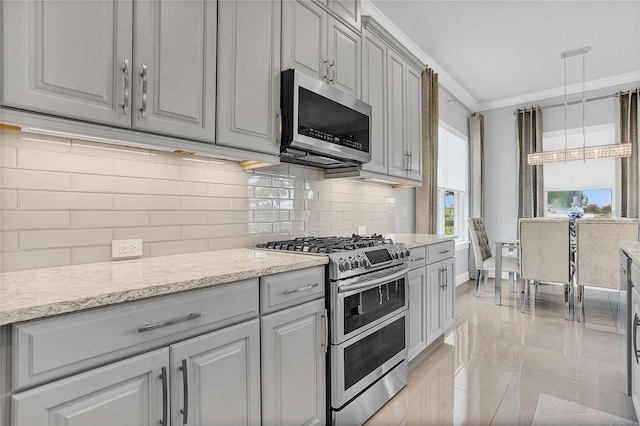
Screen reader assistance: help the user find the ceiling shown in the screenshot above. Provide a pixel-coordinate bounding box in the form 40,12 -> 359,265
366,0 -> 640,111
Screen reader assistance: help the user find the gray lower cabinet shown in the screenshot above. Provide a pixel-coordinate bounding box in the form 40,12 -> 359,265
216,0 -> 281,155
261,299 -> 326,425
408,266 -> 428,360
426,256 -> 455,346
12,347 -> 167,426
3,0 -> 217,142
11,319 -> 261,426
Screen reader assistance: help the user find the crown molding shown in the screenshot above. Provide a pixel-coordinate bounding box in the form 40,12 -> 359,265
477,71 -> 640,112
361,0 -> 479,112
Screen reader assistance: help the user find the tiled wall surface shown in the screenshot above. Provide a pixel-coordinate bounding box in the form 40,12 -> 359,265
0,129 -> 396,272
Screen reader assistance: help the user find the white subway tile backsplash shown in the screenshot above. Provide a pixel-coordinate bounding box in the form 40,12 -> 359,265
151,211 -> 208,226
1,146 -> 17,167
149,239 -> 208,257
2,169 -> 71,191
114,159 -> 180,180
20,228 -> 113,249
114,226 -> 181,242
1,189 -> 18,209
20,148 -> 114,175
1,231 -> 18,251
72,174 -> 151,194
71,211 -> 149,228
20,191 -> 113,210
1,249 -> 71,272
2,211 -> 70,230
114,194 -> 180,210
1,129 -> 396,272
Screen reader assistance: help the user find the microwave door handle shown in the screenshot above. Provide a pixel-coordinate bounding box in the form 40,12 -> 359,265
338,266 -> 408,294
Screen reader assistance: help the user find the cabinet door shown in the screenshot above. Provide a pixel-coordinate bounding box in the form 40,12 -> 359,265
408,267 -> 427,361
2,0 -> 132,127
12,348 -> 167,426
442,258 -> 456,332
405,65 -> 423,181
632,288 -> 640,418
261,299 -> 326,426
327,16 -> 361,98
327,0 -> 361,31
360,30 -> 387,175
170,319 -> 261,426
387,50 -> 407,178
217,0 -> 281,155
282,0 -> 327,81
133,0 -> 216,141
426,262 -> 443,346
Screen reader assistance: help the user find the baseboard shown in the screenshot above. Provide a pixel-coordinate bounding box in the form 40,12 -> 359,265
455,271 -> 470,286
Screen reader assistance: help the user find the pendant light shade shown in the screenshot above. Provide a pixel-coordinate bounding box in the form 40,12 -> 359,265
527,47 -> 631,166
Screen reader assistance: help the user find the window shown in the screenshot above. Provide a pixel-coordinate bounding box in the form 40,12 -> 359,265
543,124 -> 616,218
437,123 -> 469,240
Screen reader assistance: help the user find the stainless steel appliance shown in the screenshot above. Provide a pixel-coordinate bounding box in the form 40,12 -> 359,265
256,235 -> 410,425
280,69 -> 372,169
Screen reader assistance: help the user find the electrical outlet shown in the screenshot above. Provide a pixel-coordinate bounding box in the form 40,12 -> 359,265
112,239 -> 143,259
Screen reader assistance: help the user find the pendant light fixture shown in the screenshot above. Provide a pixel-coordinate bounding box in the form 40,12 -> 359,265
527,47 -> 632,166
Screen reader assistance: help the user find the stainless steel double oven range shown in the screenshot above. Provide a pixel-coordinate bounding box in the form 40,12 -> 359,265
257,235 -> 410,425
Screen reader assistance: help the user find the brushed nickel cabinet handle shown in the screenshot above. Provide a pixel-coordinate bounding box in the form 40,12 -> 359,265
180,359 -> 189,424
329,60 -> 335,83
439,249 -> 450,254
283,282 -> 319,295
635,313 -> 640,364
122,59 -> 130,115
276,111 -> 282,144
160,367 -> 168,425
322,308 -> 328,354
323,57 -> 329,81
411,256 -> 426,262
140,64 -> 148,118
137,313 -> 202,332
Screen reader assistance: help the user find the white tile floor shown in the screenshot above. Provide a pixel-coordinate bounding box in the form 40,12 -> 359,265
366,280 -> 638,425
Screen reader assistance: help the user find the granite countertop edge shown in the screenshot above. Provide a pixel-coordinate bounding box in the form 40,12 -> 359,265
0,248 -> 328,326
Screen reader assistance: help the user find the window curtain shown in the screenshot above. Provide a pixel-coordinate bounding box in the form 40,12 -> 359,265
517,107 -> 544,218
415,67 -> 438,234
468,112 -> 484,278
620,89 -> 639,218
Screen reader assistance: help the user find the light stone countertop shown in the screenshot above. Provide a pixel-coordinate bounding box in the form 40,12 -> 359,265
621,241 -> 640,264
0,248 -> 328,326
387,233 -> 456,248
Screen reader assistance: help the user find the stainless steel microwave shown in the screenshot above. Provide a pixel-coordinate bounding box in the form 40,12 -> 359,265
280,69 -> 372,169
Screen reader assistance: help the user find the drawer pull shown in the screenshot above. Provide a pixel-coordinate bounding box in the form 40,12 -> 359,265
180,359 -> 189,424
438,250 -> 450,254
137,313 -> 202,333
160,366 -> 168,425
283,282 -> 319,295
411,257 -> 426,262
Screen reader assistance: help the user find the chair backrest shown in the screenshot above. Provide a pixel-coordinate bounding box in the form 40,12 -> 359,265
467,217 -> 492,266
576,219 -> 639,289
519,218 -> 570,283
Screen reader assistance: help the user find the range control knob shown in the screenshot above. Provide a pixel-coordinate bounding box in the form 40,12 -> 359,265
358,255 -> 368,268
350,256 -> 359,269
404,248 -> 411,258
390,249 -> 399,259
397,249 -> 405,258
339,258 -> 350,272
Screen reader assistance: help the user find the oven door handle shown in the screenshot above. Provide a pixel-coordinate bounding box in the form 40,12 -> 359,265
337,266 -> 408,293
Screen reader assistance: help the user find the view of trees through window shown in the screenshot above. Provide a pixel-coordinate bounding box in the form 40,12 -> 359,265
444,191 -> 455,235
546,189 -> 612,218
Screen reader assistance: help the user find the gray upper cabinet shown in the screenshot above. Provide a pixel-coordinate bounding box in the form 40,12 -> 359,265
360,30 -> 387,174
216,0 -> 281,155
2,0 -> 216,143
387,49 -> 407,178
2,0 -> 133,127
405,65 -> 423,181
133,0 -> 217,141
325,0 -> 360,31
282,0 -> 360,98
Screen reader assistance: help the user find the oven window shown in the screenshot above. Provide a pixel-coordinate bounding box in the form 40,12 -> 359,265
298,87 -> 370,153
343,316 -> 405,390
343,280 -> 405,335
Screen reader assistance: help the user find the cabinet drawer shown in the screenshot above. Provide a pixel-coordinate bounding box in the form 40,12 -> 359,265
260,266 -> 325,314
13,279 -> 258,391
408,246 -> 427,270
427,240 -> 455,264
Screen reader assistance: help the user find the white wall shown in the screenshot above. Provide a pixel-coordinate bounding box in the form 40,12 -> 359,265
480,82 -> 639,248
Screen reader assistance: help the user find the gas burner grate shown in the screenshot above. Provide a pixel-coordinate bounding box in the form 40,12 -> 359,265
256,234 -> 394,253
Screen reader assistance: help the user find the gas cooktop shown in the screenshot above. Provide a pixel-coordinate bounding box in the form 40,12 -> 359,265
255,234 -> 394,254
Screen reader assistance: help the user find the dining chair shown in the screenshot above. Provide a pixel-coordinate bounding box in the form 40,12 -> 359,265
467,217 -> 519,298
519,218 -> 573,320
576,218 -> 639,322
